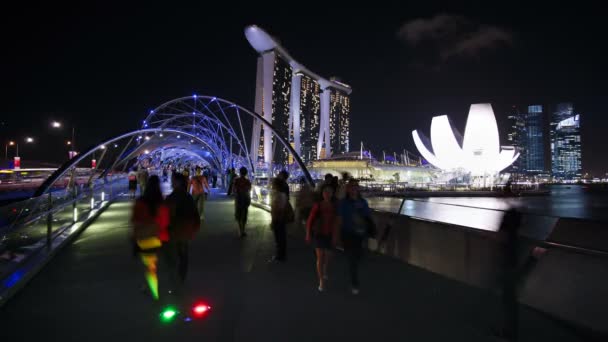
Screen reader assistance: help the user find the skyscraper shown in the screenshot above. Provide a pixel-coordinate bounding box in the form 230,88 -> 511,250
297,74 -> 321,163
525,105 -> 545,174
245,25 -> 352,169
551,102 -> 582,180
329,81 -> 351,155
506,105 -> 526,173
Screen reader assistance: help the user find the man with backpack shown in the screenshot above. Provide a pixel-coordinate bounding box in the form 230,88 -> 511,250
188,166 -> 211,221
163,173 -> 200,295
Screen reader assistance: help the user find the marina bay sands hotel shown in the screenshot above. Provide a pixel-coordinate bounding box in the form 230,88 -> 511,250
245,25 -> 352,167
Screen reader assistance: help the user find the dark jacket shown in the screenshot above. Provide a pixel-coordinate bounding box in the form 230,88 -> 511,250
164,189 -> 200,241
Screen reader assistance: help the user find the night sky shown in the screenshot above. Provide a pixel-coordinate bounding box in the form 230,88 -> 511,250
2,3 -> 607,175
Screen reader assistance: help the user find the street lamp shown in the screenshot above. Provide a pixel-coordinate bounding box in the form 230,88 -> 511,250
5,141 -> 15,160
7,137 -> 35,158
52,121 -> 76,159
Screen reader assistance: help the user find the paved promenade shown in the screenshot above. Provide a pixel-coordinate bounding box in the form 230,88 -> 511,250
0,195 -> 582,341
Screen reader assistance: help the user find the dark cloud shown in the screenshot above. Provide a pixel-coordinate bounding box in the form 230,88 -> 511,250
397,14 -> 513,62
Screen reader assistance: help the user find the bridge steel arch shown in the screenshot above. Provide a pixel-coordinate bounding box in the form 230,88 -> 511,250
143,95 -> 313,181
35,128 -> 215,197
35,95 -> 313,198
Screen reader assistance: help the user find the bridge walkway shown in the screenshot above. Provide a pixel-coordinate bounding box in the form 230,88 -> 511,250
0,194 -> 580,341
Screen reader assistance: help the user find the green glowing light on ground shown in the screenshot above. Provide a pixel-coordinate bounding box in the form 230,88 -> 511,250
160,307 -> 178,322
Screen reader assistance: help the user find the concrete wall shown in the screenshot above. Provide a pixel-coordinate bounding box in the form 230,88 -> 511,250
367,211 -> 507,289
367,210 -> 608,335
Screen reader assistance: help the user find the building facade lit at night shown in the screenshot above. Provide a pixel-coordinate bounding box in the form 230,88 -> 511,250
245,25 -> 352,168
329,84 -> 351,156
298,74 -> 321,163
525,105 -> 545,174
551,102 -> 582,180
271,53 -> 292,166
506,105 -> 527,174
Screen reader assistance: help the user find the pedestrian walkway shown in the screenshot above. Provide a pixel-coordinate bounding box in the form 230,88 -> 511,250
0,195 -> 582,341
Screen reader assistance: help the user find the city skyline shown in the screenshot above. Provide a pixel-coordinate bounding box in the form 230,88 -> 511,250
505,102 -> 583,180
2,3 -> 607,175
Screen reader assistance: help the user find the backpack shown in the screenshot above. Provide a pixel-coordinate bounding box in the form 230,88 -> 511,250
234,178 -> 251,205
346,200 -> 376,238
167,193 -> 200,241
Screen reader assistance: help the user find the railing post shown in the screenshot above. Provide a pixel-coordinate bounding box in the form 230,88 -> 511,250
72,184 -> 78,223
89,181 -> 95,210
46,192 -> 52,248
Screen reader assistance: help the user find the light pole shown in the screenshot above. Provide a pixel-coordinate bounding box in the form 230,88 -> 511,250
71,125 -> 76,154
51,120 -> 75,159
19,137 -> 35,156
5,141 -> 15,160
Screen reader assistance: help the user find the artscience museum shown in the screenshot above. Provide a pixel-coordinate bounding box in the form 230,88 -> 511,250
412,103 -> 519,185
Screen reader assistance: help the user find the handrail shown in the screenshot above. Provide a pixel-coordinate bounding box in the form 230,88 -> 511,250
391,196 -> 608,258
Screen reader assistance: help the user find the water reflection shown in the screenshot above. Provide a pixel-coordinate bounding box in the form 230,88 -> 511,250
369,185 -> 607,221
423,185 -> 600,221
400,199 -> 503,231
366,197 -> 404,214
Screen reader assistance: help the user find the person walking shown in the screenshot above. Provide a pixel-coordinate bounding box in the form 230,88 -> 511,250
162,167 -> 169,183
336,172 -> 351,200
277,170 -> 290,199
162,173 -> 200,296
137,166 -> 149,195
233,167 -> 252,238
296,179 -> 314,225
211,169 -> 218,188
128,168 -> 138,199
130,176 -> 169,301
493,207 -> 522,341
270,177 -> 291,263
306,185 -> 337,292
336,180 -> 373,295
188,166 -> 211,221
226,168 -> 237,196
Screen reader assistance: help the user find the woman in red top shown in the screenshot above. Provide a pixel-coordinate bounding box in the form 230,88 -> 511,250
306,185 -> 337,292
130,175 -> 169,300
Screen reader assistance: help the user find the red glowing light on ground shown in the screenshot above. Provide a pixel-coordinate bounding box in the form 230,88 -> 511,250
192,303 -> 211,316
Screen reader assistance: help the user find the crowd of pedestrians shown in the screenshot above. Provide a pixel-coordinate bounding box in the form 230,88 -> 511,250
129,163 -> 377,304
127,161 -> 522,340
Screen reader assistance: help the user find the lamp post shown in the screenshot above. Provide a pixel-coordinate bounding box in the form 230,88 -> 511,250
9,137 -> 34,169
51,121 -> 75,159
19,137 -> 35,156
5,141 -> 15,160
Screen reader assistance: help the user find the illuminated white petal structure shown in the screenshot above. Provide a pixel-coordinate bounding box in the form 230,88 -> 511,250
412,103 -> 518,175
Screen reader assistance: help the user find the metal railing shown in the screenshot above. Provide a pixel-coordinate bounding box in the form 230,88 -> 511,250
0,174 -> 128,288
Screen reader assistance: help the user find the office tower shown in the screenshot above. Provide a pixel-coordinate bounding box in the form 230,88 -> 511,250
506,105 -> 526,173
297,74 -> 321,163
525,105 -> 545,173
551,102 -> 582,180
329,81 -> 351,155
